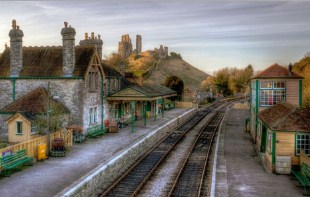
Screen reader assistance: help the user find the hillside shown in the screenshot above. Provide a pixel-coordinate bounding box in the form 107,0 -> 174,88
126,52 -> 209,90
142,59 -> 208,90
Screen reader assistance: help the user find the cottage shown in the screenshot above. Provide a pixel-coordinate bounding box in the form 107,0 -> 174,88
0,20 -> 108,134
1,87 -> 70,143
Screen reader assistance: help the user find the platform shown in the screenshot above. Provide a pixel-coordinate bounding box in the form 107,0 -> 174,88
0,108 -> 191,197
214,108 -> 303,197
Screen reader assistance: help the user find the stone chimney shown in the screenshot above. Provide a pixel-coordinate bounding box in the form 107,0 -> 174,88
9,19 -> 24,77
61,21 -> 76,77
79,32 -> 103,61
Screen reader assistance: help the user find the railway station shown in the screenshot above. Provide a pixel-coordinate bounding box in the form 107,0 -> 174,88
0,10 -> 309,197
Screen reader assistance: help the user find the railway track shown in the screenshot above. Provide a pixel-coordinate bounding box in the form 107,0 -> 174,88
100,99 -> 237,197
168,105 -> 229,197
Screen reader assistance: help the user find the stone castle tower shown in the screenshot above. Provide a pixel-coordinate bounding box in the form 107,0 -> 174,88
61,22 -> 76,77
79,32 -> 103,60
158,45 -> 168,59
136,35 -> 142,54
118,34 -> 133,58
9,19 -> 24,77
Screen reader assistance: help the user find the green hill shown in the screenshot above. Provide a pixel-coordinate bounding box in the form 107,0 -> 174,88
142,59 -> 209,90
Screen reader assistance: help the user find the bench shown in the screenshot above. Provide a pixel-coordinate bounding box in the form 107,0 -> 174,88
292,163 -> 310,195
0,149 -> 33,177
87,125 -> 105,138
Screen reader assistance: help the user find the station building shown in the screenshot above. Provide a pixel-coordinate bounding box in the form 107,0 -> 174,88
0,20 -> 176,142
249,63 -> 310,173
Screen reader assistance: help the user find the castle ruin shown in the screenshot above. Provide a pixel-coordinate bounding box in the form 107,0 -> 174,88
118,34 -> 143,58
118,34 -> 132,58
158,45 -> 168,59
136,35 -> 142,54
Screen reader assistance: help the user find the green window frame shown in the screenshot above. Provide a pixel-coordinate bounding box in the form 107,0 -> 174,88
296,133 -> 310,156
260,81 -> 286,106
16,121 -> 23,134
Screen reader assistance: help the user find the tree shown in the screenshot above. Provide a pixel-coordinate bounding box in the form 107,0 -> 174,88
213,68 -> 231,96
163,76 -> 184,101
104,53 -> 128,69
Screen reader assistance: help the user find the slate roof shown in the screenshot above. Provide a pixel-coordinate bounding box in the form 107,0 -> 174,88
252,63 -> 303,79
0,87 -> 70,114
0,46 -> 96,77
107,85 -> 177,99
101,63 -> 132,89
129,85 -> 177,97
258,102 -> 310,132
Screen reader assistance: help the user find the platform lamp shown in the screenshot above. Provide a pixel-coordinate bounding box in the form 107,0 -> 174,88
46,82 -> 60,156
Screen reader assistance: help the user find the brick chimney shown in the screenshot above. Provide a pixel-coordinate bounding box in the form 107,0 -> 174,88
9,19 -> 24,77
61,22 -> 76,77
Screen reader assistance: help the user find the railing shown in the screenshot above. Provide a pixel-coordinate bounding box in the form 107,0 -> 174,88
0,129 -> 72,159
301,151 -> 310,166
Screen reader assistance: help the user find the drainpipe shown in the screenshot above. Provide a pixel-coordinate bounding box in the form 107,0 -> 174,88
131,101 -> 135,133
101,77 -> 105,132
11,78 -> 16,101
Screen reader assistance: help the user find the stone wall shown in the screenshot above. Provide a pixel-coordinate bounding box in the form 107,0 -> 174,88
275,156 -> 291,174
60,108 -> 197,197
0,79 -> 85,131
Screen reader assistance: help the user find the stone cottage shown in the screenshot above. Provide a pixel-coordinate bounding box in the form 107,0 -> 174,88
0,20 -> 111,134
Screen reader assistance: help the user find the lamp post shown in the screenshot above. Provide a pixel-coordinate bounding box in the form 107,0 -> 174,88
46,82 -> 51,156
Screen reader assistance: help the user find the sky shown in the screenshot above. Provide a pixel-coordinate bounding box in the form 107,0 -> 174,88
0,1 -> 310,74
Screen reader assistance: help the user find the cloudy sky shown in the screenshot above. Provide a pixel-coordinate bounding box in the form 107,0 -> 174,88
0,1 -> 310,74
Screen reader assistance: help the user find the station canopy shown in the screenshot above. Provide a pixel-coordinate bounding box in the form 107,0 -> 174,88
105,85 -> 177,101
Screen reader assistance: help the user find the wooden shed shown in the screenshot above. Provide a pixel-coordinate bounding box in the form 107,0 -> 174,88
6,112 -> 39,143
257,102 -> 310,173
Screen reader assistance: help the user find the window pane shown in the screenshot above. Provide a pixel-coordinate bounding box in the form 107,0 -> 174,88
261,81 -> 273,89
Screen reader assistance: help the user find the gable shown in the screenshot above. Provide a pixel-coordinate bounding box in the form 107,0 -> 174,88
112,88 -> 147,97
6,113 -> 31,125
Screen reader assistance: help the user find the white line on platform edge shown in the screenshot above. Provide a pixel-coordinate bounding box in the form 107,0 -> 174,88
210,107 -> 229,197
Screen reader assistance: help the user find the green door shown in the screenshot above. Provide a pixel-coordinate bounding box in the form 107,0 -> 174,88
146,102 -> 151,111
118,104 -> 122,119
261,124 -> 267,152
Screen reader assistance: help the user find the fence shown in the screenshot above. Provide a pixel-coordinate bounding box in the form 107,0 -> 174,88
0,129 -> 72,158
300,151 -> 310,166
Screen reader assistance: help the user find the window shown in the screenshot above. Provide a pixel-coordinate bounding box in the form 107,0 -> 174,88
296,134 -> 310,156
259,81 -> 286,106
266,131 -> 273,153
89,107 -> 98,125
16,121 -> 23,134
31,126 -> 37,134
88,72 -> 99,91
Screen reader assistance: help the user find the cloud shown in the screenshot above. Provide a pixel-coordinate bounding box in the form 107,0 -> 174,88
0,1 -> 310,72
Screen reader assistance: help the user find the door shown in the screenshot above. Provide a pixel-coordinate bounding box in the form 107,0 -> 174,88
261,124 -> 267,152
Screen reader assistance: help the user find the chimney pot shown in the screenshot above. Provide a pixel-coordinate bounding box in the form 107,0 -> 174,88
17,26 -> 20,30
64,21 -> 68,28
91,32 -> 94,39
85,33 -> 88,40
